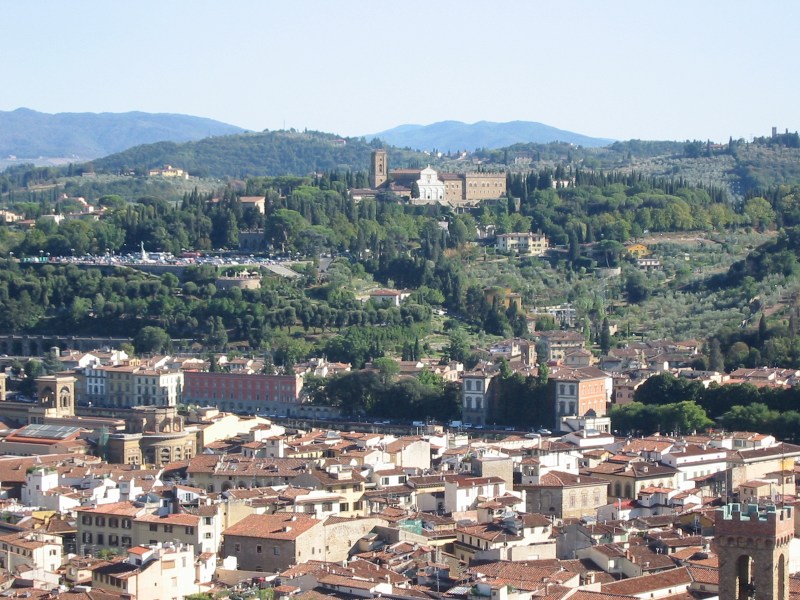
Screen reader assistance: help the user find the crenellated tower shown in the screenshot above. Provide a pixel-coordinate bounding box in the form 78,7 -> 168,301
715,503 -> 792,600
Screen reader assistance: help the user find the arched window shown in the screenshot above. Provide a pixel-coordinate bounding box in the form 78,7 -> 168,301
735,555 -> 753,599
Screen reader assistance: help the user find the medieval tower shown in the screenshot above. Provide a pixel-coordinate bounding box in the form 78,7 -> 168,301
370,149 -> 388,188
716,503 -> 792,600
33,374 -> 76,421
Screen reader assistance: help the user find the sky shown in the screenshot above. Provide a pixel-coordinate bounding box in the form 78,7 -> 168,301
2,1 -> 798,143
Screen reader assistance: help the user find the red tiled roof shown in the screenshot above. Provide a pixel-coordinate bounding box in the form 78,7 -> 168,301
75,501 -> 145,517
603,566 -> 691,596
134,512 -> 200,526
224,513 -> 319,540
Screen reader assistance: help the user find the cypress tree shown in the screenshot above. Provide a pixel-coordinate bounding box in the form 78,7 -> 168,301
600,318 -> 611,353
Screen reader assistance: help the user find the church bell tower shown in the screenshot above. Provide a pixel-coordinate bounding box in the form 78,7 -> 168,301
370,149 -> 387,188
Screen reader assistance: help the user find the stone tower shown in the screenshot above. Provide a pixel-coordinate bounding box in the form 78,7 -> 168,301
716,503 -> 792,600
370,149 -> 388,189
35,374 -> 76,419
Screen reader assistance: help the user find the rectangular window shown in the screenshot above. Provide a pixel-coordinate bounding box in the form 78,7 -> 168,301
164,525 -> 173,533
149,524 -> 158,532
97,534 -> 104,545
256,545 -> 262,554
235,543 -> 241,552
185,526 -> 194,535
82,516 -> 92,526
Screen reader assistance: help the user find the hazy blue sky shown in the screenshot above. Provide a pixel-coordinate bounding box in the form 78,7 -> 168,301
3,1 -> 797,143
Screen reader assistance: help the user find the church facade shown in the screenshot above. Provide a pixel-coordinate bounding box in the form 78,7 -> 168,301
368,150 -> 506,208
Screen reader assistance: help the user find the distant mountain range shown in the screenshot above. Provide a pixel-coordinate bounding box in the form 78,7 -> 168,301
0,109 -> 615,163
0,108 -> 244,159
366,120 -> 614,151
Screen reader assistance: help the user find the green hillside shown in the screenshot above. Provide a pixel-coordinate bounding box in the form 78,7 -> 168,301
93,130 -> 430,179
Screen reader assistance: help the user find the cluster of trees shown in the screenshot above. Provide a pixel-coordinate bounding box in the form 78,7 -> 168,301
0,258 -> 437,367
608,400 -> 712,436
313,365 -> 460,421
704,307 -> 800,372
489,361 -> 551,428
752,131 -> 800,149
504,169 -> 734,247
610,372 -> 800,440
694,226 -> 800,370
311,353 -> 552,426
712,218 -> 800,296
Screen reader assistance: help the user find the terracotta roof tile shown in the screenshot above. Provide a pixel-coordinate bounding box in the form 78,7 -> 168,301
603,566 -> 691,596
224,513 -> 320,540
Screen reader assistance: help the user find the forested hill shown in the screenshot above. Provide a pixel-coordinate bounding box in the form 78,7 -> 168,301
88,130 -> 800,197
0,108 -> 244,159
92,130 -> 432,179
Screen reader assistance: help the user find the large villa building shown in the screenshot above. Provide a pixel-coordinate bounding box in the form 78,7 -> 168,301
365,149 -> 507,208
